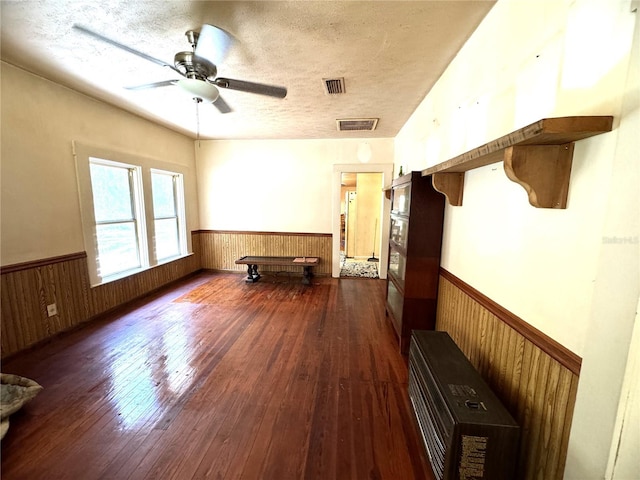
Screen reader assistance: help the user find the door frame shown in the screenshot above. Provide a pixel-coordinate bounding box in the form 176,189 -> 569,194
332,163 -> 393,278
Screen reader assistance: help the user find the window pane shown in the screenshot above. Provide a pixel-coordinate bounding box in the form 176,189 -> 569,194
152,173 -> 176,218
90,163 -> 134,222
96,223 -> 140,277
154,218 -> 179,260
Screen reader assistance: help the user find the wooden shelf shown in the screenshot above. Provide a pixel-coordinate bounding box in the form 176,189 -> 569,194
422,116 -> 613,208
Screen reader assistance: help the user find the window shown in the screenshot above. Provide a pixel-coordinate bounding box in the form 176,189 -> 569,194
89,159 -> 146,278
74,142 -> 188,286
151,170 -> 185,262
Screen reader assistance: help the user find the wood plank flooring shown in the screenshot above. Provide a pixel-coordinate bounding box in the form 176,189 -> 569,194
1,272 -> 433,480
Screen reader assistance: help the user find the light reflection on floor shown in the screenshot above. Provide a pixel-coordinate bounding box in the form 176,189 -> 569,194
161,325 -> 196,396
109,354 -> 159,430
108,317 -> 196,429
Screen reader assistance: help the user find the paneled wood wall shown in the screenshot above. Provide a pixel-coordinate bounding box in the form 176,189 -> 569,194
1,241 -> 200,359
436,269 -> 581,480
195,230 -> 332,276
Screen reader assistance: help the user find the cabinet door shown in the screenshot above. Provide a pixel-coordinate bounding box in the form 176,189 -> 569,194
390,215 -> 409,250
391,184 -> 411,215
388,248 -> 406,288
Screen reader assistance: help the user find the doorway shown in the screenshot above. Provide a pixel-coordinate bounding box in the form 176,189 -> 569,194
340,172 -> 383,278
331,163 -> 394,279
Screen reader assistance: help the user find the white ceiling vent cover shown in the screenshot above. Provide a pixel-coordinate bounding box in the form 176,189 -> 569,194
336,118 -> 379,131
323,77 -> 345,94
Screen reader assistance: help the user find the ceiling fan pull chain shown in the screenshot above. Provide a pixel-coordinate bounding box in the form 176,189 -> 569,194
194,97 -> 202,143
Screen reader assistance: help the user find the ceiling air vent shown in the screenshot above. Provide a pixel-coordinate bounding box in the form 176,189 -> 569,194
336,118 -> 379,132
323,77 -> 345,95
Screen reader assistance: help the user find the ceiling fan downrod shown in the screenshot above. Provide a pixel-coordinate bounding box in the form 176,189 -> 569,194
185,30 -> 199,51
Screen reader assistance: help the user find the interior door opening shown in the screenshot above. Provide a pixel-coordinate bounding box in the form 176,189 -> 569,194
339,172 -> 383,278
332,163 -> 393,279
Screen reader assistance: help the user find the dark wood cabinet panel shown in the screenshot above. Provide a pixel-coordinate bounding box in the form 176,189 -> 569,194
385,171 -> 445,354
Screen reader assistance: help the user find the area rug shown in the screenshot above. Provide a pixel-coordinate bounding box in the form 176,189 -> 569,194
340,256 -> 379,278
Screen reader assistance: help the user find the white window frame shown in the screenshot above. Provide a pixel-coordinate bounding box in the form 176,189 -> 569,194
74,142 -> 189,286
89,157 -> 149,279
150,168 -> 187,263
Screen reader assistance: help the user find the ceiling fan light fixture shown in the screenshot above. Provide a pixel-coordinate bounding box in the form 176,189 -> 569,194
176,78 -> 219,103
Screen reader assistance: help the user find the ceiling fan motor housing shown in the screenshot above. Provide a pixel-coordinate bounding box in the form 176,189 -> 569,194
174,51 -> 217,81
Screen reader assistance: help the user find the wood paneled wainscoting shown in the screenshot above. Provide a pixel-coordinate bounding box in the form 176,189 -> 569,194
1,239 -> 201,359
195,230 -> 332,276
436,269 -> 581,480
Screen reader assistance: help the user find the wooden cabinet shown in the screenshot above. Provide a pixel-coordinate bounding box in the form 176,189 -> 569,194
385,171 -> 445,354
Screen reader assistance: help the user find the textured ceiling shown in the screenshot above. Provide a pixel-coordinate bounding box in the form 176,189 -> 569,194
0,1 -> 495,140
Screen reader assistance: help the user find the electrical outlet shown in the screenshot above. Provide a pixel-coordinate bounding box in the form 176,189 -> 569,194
47,303 -> 58,317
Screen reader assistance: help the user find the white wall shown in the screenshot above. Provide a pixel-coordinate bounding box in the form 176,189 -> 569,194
397,0 -> 635,356
195,138 -> 394,233
0,62 -> 199,266
395,0 -> 639,478
570,4 -> 639,477
607,299 -> 640,479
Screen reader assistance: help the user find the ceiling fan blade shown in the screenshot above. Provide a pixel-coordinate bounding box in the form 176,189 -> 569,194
212,95 -> 232,114
125,80 -> 178,91
194,24 -> 234,65
214,78 -> 287,98
73,24 -> 182,76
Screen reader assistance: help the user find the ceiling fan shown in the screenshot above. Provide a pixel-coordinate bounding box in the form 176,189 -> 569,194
73,24 -> 287,114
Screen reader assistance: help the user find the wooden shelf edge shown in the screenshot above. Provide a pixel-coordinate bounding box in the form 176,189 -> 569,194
421,115 -> 613,208
421,116 -> 613,176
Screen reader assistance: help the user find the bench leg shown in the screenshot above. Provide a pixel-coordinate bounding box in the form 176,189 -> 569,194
302,266 -> 313,285
245,264 -> 261,283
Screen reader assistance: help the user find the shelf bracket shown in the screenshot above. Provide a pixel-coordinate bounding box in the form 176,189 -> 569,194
503,143 -> 574,209
432,173 -> 464,207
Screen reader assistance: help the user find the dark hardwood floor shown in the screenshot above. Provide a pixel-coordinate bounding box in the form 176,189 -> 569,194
1,272 -> 433,480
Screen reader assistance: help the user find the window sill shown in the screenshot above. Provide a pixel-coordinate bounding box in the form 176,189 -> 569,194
90,252 -> 195,288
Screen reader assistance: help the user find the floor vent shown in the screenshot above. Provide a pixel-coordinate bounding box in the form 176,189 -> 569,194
336,118 -> 379,131
323,77 -> 345,95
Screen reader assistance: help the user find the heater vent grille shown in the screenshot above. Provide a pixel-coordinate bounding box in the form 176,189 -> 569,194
408,331 -> 520,480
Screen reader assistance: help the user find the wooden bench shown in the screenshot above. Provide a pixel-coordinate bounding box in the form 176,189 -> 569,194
235,255 -> 319,284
